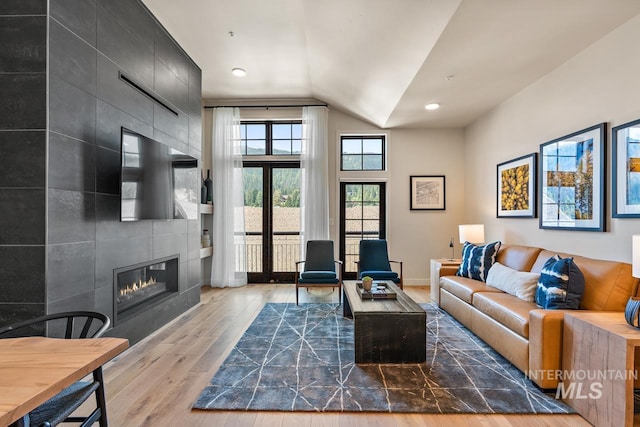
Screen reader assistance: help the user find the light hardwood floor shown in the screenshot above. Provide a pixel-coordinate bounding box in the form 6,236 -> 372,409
99,284 -> 590,426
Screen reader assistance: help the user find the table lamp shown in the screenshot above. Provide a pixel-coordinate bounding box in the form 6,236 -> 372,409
459,224 -> 485,245
448,237 -> 455,260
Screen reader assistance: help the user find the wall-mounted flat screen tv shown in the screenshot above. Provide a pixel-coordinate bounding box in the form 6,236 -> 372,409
120,128 -> 198,221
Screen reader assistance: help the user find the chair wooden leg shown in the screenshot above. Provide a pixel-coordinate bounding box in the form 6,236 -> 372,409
94,367 -> 108,427
296,284 -> 299,305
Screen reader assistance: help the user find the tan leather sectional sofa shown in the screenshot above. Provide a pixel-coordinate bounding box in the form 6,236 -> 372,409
434,244 -> 639,389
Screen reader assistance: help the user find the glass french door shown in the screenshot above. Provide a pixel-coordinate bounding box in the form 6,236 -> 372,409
243,162 -> 300,283
339,182 -> 386,280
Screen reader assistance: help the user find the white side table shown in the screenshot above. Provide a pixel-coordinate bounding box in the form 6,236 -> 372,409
429,258 -> 461,305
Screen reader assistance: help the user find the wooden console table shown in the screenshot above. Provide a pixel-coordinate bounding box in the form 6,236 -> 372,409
0,336 -> 129,426
343,280 -> 426,363
562,312 -> 640,427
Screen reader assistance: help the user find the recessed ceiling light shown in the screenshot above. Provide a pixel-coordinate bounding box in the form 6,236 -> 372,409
232,68 -> 246,77
425,103 -> 440,110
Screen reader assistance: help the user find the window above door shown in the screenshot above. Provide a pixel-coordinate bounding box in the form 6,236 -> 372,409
340,135 -> 386,171
239,121 -> 302,156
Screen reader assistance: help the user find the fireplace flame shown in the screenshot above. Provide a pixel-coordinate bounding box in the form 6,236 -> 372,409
119,276 -> 157,298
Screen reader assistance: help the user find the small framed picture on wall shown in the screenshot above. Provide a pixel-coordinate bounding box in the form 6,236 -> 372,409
410,175 -> 445,210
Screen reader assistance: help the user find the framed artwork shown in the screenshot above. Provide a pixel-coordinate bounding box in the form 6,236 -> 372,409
539,123 -> 606,231
612,118 -> 640,218
497,153 -> 537,218
410,175 -> 445,210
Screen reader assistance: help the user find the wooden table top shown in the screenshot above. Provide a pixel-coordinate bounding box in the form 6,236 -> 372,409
565,311 -> 640,343
343,280 -> 425,315
0,336 -> 129,426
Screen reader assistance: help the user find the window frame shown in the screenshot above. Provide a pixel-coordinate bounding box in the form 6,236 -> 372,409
340,134 -> 386,171
339,181 -> 387,280
240,120 -> 303,157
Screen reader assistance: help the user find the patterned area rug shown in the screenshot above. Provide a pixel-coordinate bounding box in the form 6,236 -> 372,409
193,303 -> 572,413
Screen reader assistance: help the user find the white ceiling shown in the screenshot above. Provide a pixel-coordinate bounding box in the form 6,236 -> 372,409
142,0 -> 640,129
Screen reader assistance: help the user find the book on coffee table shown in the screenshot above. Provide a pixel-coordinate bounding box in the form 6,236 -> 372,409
356,281 -> 397,300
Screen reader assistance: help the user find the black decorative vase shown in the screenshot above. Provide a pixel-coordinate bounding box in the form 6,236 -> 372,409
204,169 -> 213,204
624,297 -> 640,328
201,174 -> 207,204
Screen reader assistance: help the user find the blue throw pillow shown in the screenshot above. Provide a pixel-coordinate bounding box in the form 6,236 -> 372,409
456,241 -> 501,282
535,255 -> 585,309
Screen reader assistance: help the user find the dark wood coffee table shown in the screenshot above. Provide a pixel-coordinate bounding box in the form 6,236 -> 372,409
342,280 -> 426,363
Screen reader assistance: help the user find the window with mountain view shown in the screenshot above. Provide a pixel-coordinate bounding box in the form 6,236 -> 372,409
240,121 -> 302,282
239,122 -> 302,156
340,135 -> 385,171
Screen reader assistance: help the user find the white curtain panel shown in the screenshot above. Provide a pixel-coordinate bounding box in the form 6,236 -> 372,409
300,106 -> 330,257
211,107 -> 247,288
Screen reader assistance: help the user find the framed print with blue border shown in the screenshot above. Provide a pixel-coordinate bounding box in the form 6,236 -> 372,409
612,118 -> 640,218
539,123 -> 606,231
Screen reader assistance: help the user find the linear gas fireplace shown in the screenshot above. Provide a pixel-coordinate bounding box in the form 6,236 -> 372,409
113,255 -> 179,324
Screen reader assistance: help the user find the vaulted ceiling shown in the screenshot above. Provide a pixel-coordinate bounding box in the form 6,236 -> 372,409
142,0 -> 640,128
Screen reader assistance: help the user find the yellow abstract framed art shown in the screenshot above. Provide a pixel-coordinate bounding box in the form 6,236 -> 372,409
497,153 -> 536,218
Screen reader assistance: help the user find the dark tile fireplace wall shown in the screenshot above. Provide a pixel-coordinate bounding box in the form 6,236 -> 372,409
0,0 -> 202,344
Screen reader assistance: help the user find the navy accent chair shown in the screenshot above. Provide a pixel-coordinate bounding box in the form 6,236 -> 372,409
0,311 -> 111,427
357,239 -> 403,289
295,240 -> 343,305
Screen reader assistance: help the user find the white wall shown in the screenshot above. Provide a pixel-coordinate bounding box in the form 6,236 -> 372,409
328,110 -> 465,284
464,14 -> 640,263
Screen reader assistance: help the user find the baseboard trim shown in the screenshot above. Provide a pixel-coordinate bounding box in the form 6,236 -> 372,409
403,279 -> 429,286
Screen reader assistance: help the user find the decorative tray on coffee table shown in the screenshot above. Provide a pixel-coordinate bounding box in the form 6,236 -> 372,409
356,281 -> 397,300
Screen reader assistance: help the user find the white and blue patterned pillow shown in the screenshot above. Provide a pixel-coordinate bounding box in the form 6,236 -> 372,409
535,255 -> 585,309
456,241 -> 501,282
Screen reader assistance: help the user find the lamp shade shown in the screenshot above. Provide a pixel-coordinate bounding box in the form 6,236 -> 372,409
633,235 -> 640,278
459,224 -> 485,244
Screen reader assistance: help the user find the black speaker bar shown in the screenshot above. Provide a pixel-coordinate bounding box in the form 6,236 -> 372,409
118,71 -> 179,117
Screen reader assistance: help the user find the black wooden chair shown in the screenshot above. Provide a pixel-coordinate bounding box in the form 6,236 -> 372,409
0,311 -> 111,427
295,240 -> 343,305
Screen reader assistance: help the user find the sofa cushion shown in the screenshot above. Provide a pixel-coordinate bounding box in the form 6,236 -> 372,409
496,245 -> 544,272
359,270 -> 399,281
440,276 -> 503,304
300,271 -> 338,281
457,241 -> 502,282
535,255 -> 585,309
486,262 -> 540,301
532,249 -> 639,311
472,292 -> 537,338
